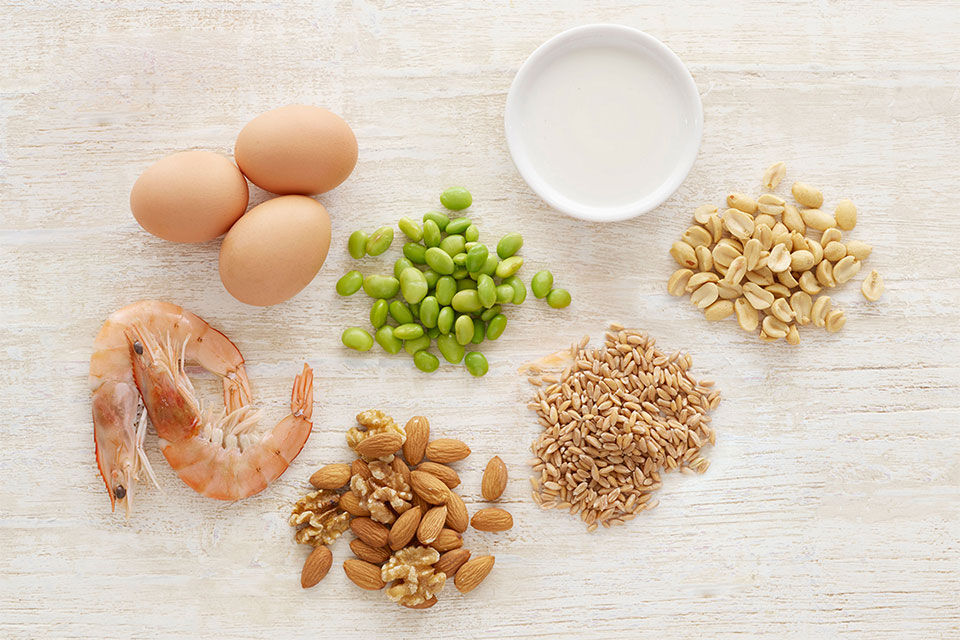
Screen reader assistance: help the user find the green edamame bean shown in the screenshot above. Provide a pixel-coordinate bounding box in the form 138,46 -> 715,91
409,301 -> 420,317
370,299 -> 389,329
464,241 -> 477,250
452,267 -> 469,279
422,268 -> 439,290
435,276 -> 457,306
393,257 -> 414,280
414,350 -> 440,373
336,270 -> 364,296
399,267 -> 428,304
424,247 -> 455,275
389,300 -> 414,324
477,274 -> 496,308
439,235 -> 466,257
394,323 -> 424,340
446,217 -> 471,235
422,218 -> 442,247
453,252 -> 467,266
375,326 -> 403,354
496,232 -> 524,259
465,244 -> 489,273
419,296 -> 439,328
436,333 -> 465,363
363,274 -> 400,299
479,254 -> 499,276
495,256 -> 523,278
398,217 -> 423,242
437,306 -> 454,334
547,288 -> 572,309
495,284 -> 514,304
503,275 -> 527,304
471,320 -> 485,344
426,327 -> 440,339
365,226 -> 394,256
403,335 -> 431,355
403,242 -> 427,264
531,270 -> 553,298
464,224 -> 479,242
348,230 -> 368,259
341,327 -> 374,351
422,211 -> 449,231
456,278 -> 477,291
480,305 -> 501,322
464,351 -> 488,377
440,186 -> 472,211
486,313 -> 507,340
455,315 -> 474,346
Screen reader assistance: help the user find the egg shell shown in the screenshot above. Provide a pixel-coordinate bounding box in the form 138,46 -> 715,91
130,150 -> 249,243
219,195 -> 331,306
234,104 -> 358,195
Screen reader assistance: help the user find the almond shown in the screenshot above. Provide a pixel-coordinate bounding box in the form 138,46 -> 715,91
481,456 -> 507,500
409,470 -> 450,504
349,538 -> 391,565
411,491 -> 431,514
417,505 -> 447,544
388,506 -> 421,550
356,432 -> 403,459
435,548 -> 471,577
444,491 -> 469,533
338,490 -> 370,517
402,416 -> 429,465
471,507 -> 513,532
430,528 -> 463,552
454,555 -> 494,594
300,545 -> 332,588
391,456 -> 411,486
417,462 -> 460,488
309,463 -> 352,490
351,458 -> 371,480
425,438 -> 471,463
343,558 -> 385,590
350,517 -> 389,548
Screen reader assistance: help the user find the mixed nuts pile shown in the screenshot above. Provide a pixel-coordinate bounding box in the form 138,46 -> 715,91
290,411 -> 512,609
668,162 -> 884,342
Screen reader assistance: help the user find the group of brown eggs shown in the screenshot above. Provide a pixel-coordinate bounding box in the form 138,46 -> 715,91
130,104 -> 358,306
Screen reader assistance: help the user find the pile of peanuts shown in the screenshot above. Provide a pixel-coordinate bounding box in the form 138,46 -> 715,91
668,162 -> 882,343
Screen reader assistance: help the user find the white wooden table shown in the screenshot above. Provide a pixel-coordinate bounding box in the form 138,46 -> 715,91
2,1 -> 959,638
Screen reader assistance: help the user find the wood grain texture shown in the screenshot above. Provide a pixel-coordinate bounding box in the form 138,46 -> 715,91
2,1 -> 959,638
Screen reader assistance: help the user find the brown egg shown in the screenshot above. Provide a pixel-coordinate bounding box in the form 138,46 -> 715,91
130,150 -> 249,243
234,104 -> 357,195
219,195 -> 331,306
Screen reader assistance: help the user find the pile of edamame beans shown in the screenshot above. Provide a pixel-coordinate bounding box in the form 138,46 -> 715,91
337,187 -> 571,375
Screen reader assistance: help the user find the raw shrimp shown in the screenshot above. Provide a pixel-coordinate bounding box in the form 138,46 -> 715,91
90,300 -> 313,514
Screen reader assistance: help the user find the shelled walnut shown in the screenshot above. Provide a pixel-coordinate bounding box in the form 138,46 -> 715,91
289,489 -> 352,546
381,546 -> 446,608
350,460 -> 413,524
346,409 -> 406,453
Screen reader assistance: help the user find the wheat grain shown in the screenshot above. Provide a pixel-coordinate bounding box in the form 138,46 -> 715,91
527,326 -> 719,531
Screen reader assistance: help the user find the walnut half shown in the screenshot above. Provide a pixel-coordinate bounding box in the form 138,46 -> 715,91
289,489 -> 351,546
346,410 -> 406,453
381,546 -> 446,607
350,460 -> 413,524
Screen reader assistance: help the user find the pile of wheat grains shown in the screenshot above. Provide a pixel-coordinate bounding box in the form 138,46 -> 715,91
526,324 -> 720,531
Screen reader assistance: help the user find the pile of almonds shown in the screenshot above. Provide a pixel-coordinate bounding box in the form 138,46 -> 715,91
668,162 -> 884,343
291,410 -> 512,609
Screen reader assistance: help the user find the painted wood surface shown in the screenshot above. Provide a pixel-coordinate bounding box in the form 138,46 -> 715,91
1,1 -> 958,638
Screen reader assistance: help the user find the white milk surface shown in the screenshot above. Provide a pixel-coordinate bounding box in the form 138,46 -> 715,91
517,45 -> 689,209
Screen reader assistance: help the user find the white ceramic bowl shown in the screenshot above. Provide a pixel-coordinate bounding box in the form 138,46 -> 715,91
504,24 -> 703,222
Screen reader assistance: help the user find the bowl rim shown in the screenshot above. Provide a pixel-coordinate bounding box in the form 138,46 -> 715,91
504,24 -> 703,222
